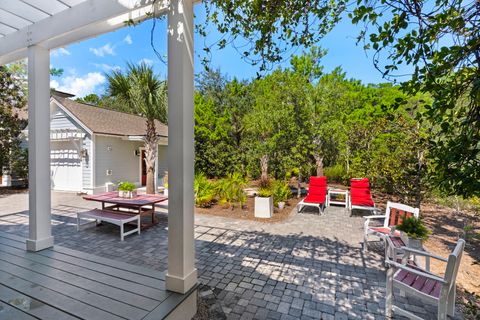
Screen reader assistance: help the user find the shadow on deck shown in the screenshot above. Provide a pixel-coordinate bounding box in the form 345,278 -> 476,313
0,231 -> 196,320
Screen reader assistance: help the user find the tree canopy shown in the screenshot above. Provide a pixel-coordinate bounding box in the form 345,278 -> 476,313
198,0 -> 479,197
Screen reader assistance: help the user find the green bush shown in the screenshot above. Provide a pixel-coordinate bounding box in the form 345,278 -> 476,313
323,164 -> 346,183
257,187 -> 272,198
194,173 -> 216,207
271,180 -> 291,206
396,216 -> 430,240
216,172 -> 247,208
118,181 -> 136,192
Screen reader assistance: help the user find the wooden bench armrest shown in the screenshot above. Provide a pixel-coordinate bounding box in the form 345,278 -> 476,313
386,260 -> 446,283
400,247 -> 448,262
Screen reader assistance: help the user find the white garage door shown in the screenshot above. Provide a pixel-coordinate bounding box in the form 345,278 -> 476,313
51,141 -> 82,191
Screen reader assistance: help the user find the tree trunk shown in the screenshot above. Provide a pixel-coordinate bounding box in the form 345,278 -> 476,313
414,148 -> 425,208
260,154 -> 269,187
314,153 -> 324,176
144,119 -> 158,194
297,167 -> 302,198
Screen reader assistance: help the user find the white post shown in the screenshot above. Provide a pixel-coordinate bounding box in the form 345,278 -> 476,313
26,45 -> 54,252
166,0 -> 197,294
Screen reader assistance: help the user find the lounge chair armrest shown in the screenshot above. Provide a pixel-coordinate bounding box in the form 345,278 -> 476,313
385,260 -> 446,283
400,247 -> 448,262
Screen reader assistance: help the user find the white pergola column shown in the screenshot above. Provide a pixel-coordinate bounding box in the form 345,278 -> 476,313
26,45 -> 54,252
165,0 -> 197,294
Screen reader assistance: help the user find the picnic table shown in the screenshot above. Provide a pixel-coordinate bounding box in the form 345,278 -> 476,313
83,192 -> 168,229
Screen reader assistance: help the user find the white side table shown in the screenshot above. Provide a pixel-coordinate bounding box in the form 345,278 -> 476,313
327,188 -> 349,207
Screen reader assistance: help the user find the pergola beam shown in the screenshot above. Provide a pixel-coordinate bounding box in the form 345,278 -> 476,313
0,0 -> 168,65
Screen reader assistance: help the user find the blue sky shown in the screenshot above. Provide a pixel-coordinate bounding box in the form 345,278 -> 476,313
50,4 -> 410,98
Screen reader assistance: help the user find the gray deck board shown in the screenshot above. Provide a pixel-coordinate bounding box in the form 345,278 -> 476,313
0,243 -> 167,302
0,231 -> 190,320
0,259 -> 148,320
0,284 -> 80,320
52,245 -> 165,280
38,250 -> 165,289
0,250 -> 159,311
0,271 -> 123,320
0,234 -> 165,290
0,301 -> 38,320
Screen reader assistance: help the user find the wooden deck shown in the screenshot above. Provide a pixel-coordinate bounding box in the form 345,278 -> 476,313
0,231 -> 195,320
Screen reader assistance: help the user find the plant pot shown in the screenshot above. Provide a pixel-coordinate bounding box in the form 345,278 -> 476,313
118,190 -> 137,198
278,201 -> 286,210
400,231 -> 423,249
164,188 -> 168,196
254,196 -> 273,218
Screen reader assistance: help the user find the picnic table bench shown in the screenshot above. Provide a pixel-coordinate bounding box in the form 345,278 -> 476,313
77,209 -> 140,241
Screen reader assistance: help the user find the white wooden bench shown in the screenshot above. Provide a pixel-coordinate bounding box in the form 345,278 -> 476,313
77,209 -> 140,241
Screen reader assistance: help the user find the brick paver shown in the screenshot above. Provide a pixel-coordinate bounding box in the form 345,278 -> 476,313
0,192 -> 462,319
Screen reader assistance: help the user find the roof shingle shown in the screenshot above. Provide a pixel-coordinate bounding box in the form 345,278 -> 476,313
52,95 -> 168,137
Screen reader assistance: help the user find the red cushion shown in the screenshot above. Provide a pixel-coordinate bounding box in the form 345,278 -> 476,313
304,176 -> 326,204
350,178 -> 374,206
351,178 -> 370,188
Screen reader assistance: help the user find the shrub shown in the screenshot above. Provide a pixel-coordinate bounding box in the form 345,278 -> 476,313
118,181 -> 136,192
216,172 -> 247,208
271,180 -> 291,206
194,173 -> 216,207
257,187 -> 272,198
396,216 -> 430,240
323,164 -> 346,183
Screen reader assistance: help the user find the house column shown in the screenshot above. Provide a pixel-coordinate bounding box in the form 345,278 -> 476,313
166,0 -> 197,294
26,45 -> 54,252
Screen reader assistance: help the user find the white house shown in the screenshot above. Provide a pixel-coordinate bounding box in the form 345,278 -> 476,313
22,91 -> 168,194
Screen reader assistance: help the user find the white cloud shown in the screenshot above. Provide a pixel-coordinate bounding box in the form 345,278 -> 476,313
138,58 -> 154,66
51,47 -> 71,57
89,43 -> 115,57
50,79 -> 59,89
124,34 -> 132,45
92,63 -> 121,72
50,72 -> 106,97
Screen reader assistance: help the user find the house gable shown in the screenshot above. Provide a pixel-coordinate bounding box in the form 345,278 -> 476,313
50,101 -> 93,191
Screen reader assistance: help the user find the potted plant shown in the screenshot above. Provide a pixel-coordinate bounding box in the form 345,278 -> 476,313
117,181 -> 137,198
162,172 -> 168,196
254,187 -> 273,218
272,180 -> 291,210
396,216 -> 430,249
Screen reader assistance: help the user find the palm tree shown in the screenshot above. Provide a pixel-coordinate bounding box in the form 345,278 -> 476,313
106,63 -> 167,194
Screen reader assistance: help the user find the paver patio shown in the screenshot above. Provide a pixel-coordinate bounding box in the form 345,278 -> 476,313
0,192 -> 462,319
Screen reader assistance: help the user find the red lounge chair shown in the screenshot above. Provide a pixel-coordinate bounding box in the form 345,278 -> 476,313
348,178 -> 376,212
297,176 -> 327,214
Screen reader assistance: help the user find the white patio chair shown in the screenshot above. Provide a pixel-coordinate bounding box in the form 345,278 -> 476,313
385,239 -> 465,320
364,201 -> 419,252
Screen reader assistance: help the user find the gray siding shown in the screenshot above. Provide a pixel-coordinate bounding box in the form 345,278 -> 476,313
157,146 -> 168,186
82,135 -> 92,188
94,136 -> 144,190
50,105 -> 79,131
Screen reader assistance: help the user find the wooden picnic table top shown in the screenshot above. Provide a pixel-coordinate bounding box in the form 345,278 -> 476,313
83,192 -> 168,207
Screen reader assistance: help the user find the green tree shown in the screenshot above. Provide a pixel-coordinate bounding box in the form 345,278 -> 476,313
194,93 -> 237,177
0,66 -> 27,177
76,93 -> 102,105
105,63 -> 167,194
201,0 -> 479,197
